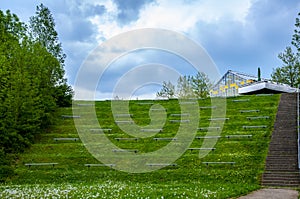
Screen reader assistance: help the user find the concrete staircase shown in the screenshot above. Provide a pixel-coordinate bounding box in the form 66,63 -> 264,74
262,93 -> 300,187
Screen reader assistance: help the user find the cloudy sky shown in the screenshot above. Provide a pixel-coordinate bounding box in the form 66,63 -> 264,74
1,0 -> 300,99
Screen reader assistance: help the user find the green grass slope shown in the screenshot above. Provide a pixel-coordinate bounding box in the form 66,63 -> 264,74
0,94 -> 280,198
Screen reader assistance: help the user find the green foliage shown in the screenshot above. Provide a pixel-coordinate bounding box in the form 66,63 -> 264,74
29,4 -> 73,107
292,12 -> 300,53
271,47 -> 300,87
271,13 -> 300,87
54,84 -> 74,107
29,4 -> 66,67
0,5 -> 73,181
156,81 -> 176,98
177,75 -> 194,98
191,72 -> 211,98
0,149 -> 14,182
157,72 -> 211,99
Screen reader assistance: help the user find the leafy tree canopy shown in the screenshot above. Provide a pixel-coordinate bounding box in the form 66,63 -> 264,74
271,12 -> 300,87
0,4 -> 73,181
157,72 -> 211,99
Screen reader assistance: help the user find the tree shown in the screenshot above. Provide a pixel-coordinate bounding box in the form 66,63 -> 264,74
29,4 -> 73,106
54,84 -> 74,107
156,81 -> 176,99
292,13 -> 300,54
191,72 -> 211,98
0,10 -> 34,180
177,75 -> 194,98
271,13 -> 300,87
258,67 -> 261,81
0,6 -> 73,181
271,47 -> 300,87
156,72 -> 212,99
29,4 -> 66,67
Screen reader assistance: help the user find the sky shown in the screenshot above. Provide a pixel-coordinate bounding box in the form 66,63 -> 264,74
1,0 -> 300,99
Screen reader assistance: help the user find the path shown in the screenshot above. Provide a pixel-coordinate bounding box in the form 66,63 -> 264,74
238,188 -> 298,199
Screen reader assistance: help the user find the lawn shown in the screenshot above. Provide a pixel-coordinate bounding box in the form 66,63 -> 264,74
0,94 -> 280,198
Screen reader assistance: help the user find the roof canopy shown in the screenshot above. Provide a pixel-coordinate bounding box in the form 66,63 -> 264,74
239,81 -> 297,95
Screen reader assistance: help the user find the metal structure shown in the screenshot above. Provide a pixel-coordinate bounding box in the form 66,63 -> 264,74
210,70 -> 258,97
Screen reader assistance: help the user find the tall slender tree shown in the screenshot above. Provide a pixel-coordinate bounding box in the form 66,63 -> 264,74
29,4 -> 66,67
29,4 -> 73,107
258,67 -> 261,81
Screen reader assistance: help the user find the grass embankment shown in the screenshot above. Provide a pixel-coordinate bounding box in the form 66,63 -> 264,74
0,94 -> 280,198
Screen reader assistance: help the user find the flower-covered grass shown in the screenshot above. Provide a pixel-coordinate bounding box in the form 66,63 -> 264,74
1,94 -> 280,198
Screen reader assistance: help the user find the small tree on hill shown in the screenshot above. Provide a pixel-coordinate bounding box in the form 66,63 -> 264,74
156,81 -> 175,99
191,72 -> 211,98
176,75 -> 194,99
271,12 -> 300,88
271,47 -> 300,87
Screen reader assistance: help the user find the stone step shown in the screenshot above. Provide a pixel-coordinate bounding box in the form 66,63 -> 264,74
270,142 -> 297,144
272,129 -> 297,132
269,145 -> 297,147
272,128 -> 297,131
264,169 -> 299,173
270,138 -> 297,140
262,176 -> 300,181
268,152 -> 298,156
270,137 -> 297,139
268,147 -> 297,151
263,172 -> 300,176
266,161 -> 298,165
262,177 -> 300,182
268,149 -> 297,152
266,155 -> 297,160
266,155 -> 298,158
262,93 -> 300,187
269,140 -> 297,143
266,160 -> 298,164
266,160 -> 298,162
268,145 -> 297,148
268,150 -> 298,153
271,130 -> 297,134
271,131 -> 297,134
266,162 -> 298,166
261,181 -> 300,187
268,150 -> 297,153
266,166 -> 298,170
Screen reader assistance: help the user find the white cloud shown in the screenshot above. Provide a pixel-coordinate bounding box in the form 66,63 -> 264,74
89,0 -> 253,41
69,0 -> 258,100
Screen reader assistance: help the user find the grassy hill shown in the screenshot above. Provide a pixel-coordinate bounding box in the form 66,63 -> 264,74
0,94 -> 280,198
